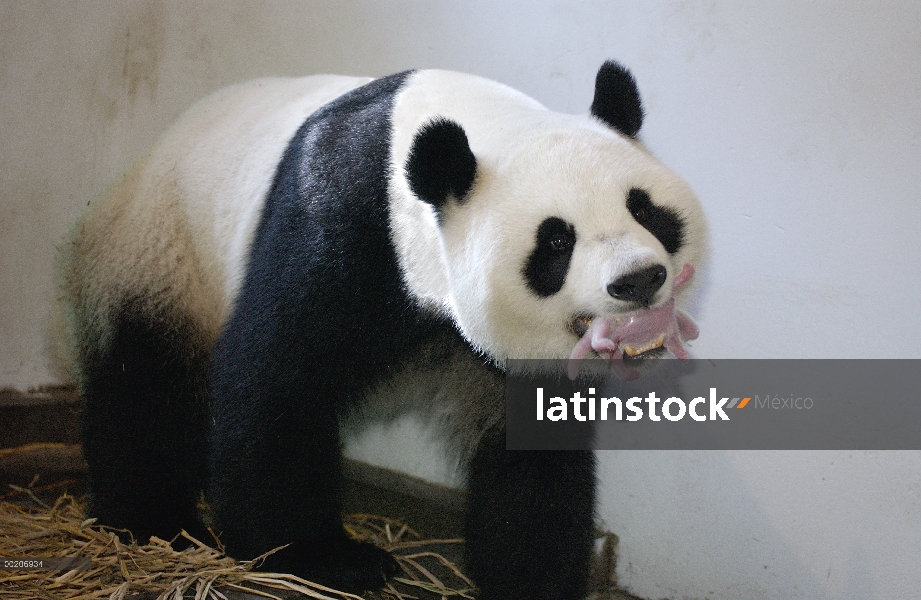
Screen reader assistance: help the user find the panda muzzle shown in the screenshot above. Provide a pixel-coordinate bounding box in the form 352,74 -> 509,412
568,263 -> 699,380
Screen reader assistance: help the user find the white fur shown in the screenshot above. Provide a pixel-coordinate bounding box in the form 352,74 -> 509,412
387,70 -> 707,363
60,75 -> 371,369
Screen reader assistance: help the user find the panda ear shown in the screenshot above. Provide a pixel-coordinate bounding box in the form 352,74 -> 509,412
405,118 -> 477,210
590,61 -> 644,138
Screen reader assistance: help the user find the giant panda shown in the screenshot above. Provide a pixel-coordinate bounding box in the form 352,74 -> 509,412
57,62 -> 707,600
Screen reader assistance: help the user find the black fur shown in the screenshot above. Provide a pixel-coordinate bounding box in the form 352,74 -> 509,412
466,429 -> 596,600
524,217 -> 577,297
590,61 -> 644,138
80,299 -> 210,544
405,118 -> 477,210
627,188 -> 685,254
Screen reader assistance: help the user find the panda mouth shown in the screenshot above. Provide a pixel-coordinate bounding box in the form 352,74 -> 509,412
569,315 -> 667,359
566,262 -> 699,380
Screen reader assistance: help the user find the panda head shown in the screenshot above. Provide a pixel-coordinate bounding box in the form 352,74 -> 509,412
401,62 -> 707,363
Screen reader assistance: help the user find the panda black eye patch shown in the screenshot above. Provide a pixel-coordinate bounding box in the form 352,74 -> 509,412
627,188 -> 685,254
524,217 -> 576,297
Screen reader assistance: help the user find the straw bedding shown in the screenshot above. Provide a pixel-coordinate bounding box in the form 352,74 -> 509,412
0,442 -> 632,600
0,492 -> 472,600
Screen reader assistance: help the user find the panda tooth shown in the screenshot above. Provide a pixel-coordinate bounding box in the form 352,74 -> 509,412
622,335 -> 665,357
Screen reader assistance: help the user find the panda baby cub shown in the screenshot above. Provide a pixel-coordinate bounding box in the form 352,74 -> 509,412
58,62 -> 706,599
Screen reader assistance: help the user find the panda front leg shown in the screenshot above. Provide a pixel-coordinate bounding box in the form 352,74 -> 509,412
207,319 -> 399,593
465,427 -> 596,600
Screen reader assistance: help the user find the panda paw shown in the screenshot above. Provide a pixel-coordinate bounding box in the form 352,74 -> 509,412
256,537 -> 400,594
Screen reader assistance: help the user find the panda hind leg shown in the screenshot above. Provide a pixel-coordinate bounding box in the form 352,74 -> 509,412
80,299 -> 210,544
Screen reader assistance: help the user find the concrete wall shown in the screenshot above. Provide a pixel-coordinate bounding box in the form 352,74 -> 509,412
2,1 -> 919,598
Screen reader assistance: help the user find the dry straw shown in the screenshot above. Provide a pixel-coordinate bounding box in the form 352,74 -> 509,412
0,493 -> 473,600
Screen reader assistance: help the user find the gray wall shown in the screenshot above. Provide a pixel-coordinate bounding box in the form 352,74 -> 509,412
1,2 -> 919,598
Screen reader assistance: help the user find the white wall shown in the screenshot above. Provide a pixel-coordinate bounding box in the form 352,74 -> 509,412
2,2 -> 919,599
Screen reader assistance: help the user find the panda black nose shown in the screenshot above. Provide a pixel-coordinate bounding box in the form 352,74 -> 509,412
607,265 -> 667,306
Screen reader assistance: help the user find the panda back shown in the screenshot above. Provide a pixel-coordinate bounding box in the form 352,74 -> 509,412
67,75 -> 372,343
153,75 -> 373,318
